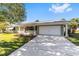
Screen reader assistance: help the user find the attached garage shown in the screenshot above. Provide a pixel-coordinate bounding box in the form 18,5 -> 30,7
39,26 -> 62,36
20,21 -> 69,37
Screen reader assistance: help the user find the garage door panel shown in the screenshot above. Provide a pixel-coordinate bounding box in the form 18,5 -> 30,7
39,26 -> 61,35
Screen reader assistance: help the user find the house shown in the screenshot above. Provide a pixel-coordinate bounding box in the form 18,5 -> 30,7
16,21 -> 69,37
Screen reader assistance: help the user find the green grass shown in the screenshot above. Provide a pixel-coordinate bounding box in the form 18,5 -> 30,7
0,33 -> 31,56
0,33 -> 17,42
68,33 -> 79,46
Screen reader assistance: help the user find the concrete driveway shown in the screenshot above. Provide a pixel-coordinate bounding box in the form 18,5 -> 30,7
10,35 -> 79,56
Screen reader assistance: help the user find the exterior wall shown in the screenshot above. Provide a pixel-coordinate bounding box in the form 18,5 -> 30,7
38,25 -> 62,36
18,23 -> 67,36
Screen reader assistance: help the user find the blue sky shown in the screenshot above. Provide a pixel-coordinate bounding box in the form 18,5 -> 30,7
25,3 -> 79,22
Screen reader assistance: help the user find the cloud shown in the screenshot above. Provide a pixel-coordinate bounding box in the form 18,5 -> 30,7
66,8 -> 72,12
49,3 -> 72,13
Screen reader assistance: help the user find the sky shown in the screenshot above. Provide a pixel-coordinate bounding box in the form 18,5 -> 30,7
25,3 -> 79,22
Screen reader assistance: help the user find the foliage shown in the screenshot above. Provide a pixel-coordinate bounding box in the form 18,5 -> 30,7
69,18 -> 79,33
0,22 -> 9,32
69,19 -> 78,29
35,20 -> 39,22
61,18 -> 66,21
0,3 -> 26,23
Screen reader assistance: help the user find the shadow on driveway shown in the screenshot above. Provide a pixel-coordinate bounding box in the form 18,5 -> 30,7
10,35 -> 79,56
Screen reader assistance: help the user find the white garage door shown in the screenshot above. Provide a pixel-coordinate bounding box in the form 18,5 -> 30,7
39,26 -> 61,35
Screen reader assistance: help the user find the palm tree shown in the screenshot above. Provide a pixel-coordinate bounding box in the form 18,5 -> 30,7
69,18 -> 78,33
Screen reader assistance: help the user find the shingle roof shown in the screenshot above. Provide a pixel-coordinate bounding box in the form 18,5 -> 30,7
20,21 -> 69,27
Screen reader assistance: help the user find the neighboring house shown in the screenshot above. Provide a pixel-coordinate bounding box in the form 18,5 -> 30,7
17,21 -> 69,37
6,24 -> 18,33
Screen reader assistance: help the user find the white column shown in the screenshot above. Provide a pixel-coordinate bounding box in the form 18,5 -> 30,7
34,26 -> 36,35
18,26 -> 21,33
65,24 -> 68,37
23,27 -> 25,32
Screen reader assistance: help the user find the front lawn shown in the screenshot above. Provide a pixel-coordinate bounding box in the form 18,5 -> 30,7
0,33 -> 16,42
68,33 -> 79,46
0,33 -> 31,56
68,37 -> 79,46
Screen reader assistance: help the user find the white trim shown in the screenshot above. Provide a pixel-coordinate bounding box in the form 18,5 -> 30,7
65,24 -> 68,37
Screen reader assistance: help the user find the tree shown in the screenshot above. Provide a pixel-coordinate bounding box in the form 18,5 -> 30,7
69,18 -> 78,33
61,18 -> 66,21
0,3 -> 26,23
0,3 -> 26,32
35,20 -> 39,22
0,21 -> 9,32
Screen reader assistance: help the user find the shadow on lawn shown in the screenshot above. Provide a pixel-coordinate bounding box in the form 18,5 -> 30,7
0,35 -> 35,56
68,33 -> 79,46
